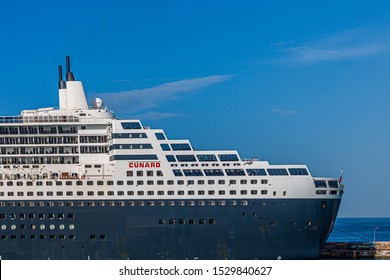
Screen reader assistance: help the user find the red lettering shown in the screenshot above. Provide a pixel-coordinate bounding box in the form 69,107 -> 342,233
128,162 -> 161,168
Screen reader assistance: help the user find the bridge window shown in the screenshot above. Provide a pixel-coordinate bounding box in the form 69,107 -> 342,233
121,122 -> 142,129
288,168 -> 309,176
197,154 -> 217,162
246,169 -> 267,176
218,154 -> 239,161
267,169 -> 288,176
155,133 -> 166,140
171,143 -> 191,151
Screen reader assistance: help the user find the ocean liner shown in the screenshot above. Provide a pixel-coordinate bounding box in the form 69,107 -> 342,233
0,57 -> 343,260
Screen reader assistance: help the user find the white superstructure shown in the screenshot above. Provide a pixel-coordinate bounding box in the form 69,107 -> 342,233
0,57 -> 343,204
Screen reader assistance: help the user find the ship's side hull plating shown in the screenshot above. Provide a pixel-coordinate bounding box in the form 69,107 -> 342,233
0,198 -> 341,260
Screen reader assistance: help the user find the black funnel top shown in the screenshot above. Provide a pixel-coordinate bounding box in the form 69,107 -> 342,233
58,65 -> 67,89
65,56 -> 75,81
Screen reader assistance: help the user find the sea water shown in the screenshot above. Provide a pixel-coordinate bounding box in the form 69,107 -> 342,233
328,217 -> 390,242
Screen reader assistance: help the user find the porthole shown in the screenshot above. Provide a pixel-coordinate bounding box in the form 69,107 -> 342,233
40,225 -> 45,230
1,225 -> 6,230
59,224 -> 65,230
50,224 -> 55,230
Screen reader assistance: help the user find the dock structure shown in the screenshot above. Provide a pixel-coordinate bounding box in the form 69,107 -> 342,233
320,242 -> 390,259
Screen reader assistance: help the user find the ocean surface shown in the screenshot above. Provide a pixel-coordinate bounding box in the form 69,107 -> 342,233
328,217 -> 390,242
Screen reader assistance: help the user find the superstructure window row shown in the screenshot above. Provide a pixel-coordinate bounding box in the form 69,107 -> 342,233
112,133 -> 147,139
170,168 -> 308,177
109,144 -> 153,150
0,125 -> 77,135
1,187 -> 270,198
0,136 -> 78,145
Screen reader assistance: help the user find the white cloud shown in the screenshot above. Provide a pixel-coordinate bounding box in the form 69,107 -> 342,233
274,28 -> 390,65
133,111 -> 179,120
93,74 -> 233,114
272,108 -> 298,116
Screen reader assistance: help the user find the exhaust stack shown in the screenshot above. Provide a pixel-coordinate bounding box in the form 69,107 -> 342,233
58,65 -> 68,109
66,56 -> 75,81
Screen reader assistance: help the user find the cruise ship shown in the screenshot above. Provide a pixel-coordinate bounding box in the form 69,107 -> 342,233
0,57 -> 343,259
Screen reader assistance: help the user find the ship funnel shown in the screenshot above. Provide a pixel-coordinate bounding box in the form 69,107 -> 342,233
64,56 -> 89,110
58,65 -> 67,89
66,56 -> 75,81
58,65 -> 68,110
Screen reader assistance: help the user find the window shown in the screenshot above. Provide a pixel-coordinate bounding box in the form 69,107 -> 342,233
112,133 -> 147,138
197,154 -> 217,162
316,190 -> 327,195
127,171 -> 133,177
204,169 -> 224,176
176,155 -> 196,162
328,181 -> 339,188
314,180 -> 327,188
173,170 -> 183,176
288,168 -> 309,176
160,144 -> 170,151
218,154 -> 239,161
155,133 -> 166,140
183,169 -> 203,176
246,169 -> 267,176
225,169 -> 245,176
166,155 -> 176,162
171,143 -> 191,151
261,190 -> 268,195
121,122 -> 142,129
267,169 -> 288,176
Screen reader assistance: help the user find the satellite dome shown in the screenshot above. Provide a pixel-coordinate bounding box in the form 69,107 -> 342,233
91,97 -> 103,109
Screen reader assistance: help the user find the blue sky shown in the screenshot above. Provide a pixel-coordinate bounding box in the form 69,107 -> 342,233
0,1 -> 389,217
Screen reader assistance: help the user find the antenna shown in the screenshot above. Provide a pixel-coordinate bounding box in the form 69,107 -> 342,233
65,56 -> 75,81
58,65 -> 67,89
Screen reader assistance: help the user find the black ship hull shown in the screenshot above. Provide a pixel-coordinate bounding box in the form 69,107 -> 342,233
0,198 -> 341,260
